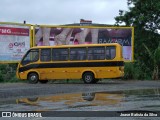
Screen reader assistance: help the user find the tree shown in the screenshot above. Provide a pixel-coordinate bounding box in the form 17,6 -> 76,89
143,43 -> 160,80
115,0 -> 160,33
115,0 -> 160,80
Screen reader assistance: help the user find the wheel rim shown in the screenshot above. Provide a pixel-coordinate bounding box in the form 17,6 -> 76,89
28,73 -> 39,84
30,75 -> 37,81
85,75 -> 92,82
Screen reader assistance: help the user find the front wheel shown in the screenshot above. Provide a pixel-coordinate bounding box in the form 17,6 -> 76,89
82,72 -> 94,84
28,73 -> 39,84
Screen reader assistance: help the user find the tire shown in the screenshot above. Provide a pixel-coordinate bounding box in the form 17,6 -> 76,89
39,80 -> 48,84
82,72 -> 94,84
28,73 -> 39,84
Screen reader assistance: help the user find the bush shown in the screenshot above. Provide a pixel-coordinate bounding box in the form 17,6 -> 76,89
123,61 -> 152,80
123,62 -> 135,80
0,63 -> 19,83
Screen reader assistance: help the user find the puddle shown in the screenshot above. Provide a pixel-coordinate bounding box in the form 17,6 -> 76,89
0,88 -> 160,111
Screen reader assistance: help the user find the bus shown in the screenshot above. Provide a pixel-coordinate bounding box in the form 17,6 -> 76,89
16,43 -> 124,84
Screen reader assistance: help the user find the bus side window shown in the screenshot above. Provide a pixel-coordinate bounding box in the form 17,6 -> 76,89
110,48 -> 116,59
40,49 -> 51,62
78,48 -> 86,60
70,47 -> 86,61
61,50 -> 68,61
106,46 -> 116,59
52,49 -> 59,61
52,48 -> 68,61
88,48 -> 93,60
53,52 -> 59,61
88,47 -> 105,60
70,49 -> 77,60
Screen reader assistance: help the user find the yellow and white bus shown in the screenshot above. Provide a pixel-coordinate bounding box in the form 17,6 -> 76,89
16,43 -> 124,84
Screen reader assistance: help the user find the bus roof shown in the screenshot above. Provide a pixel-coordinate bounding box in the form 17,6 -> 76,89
31,43 -> 121,49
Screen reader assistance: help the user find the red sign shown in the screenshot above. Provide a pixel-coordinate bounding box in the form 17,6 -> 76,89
80,19 -> 92,26
0,27 -> 29,36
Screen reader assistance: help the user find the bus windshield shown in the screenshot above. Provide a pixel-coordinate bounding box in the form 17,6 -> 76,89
21,49 -> 39,66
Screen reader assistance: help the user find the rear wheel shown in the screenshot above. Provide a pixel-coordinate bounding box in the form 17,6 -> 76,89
82,72 -> 94,84
28,73 -> 39,84
39,80 -> 48,84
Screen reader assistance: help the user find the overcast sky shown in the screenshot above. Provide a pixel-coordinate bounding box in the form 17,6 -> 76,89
0,0 -> 128,25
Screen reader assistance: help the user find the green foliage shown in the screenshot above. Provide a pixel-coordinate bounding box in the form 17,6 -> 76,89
123,62 -> 151,80
115,0 -> 160,33
0,63 -> 19,83
143,42 -> 160,66
0,64 -> 8,82
115,0 -> 160,80
143,43 -> 160,79
0,72 -> 3,82
123,62 -> 134,79
154,43 -> 160,65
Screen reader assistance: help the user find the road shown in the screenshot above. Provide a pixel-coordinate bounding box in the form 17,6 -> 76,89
0,80 -> 160,119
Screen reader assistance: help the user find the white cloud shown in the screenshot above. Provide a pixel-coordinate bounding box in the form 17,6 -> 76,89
0,0 -> 128,25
